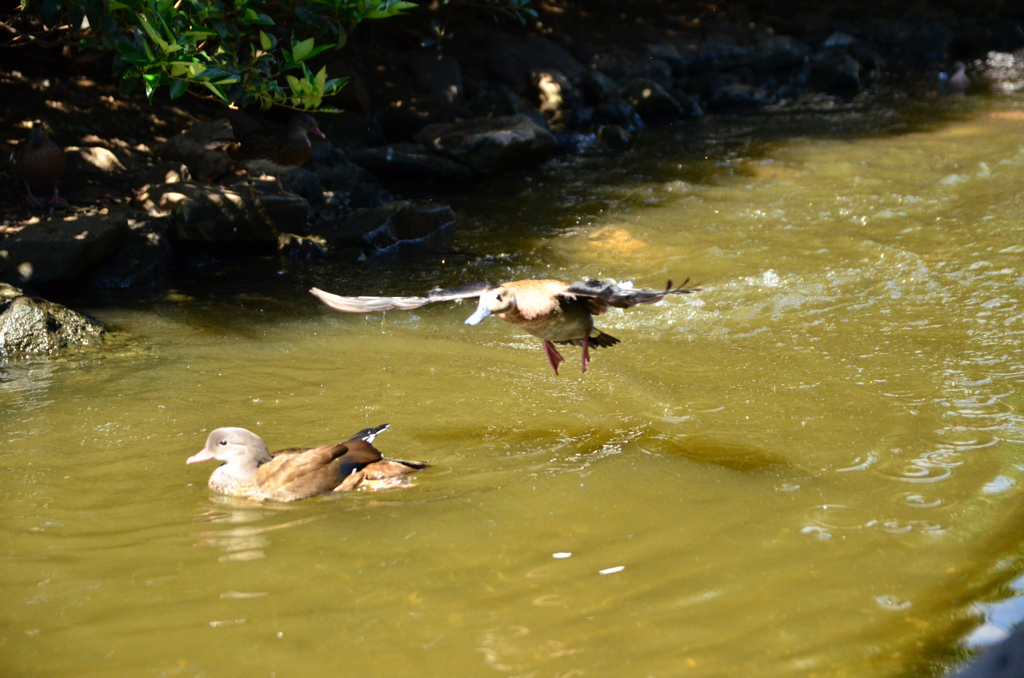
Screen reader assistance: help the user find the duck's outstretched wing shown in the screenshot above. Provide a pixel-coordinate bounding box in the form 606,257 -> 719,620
567,279 -> 701,309
310,282 -> 495,313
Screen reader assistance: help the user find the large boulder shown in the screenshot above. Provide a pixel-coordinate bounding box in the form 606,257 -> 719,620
414,114 -> 557,175
138,182 -> 297,243
88,218 -> 171,292
303,144 -> 394,208
0,283 -> 106,356
0,212 -> 129,284
486,35 -> 586,93
347,143 -> 476,184
312,200 -> 456,254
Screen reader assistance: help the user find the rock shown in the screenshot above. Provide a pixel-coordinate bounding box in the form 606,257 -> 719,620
347,143 -> 476,183
69,146 -> 127,173
303,144 -> 393,206
411,53 -> 463,104
647,44 -> 689,76
414,115 -> 557,175
673,91 -> 704,118
581,70 -> 620,105
810,51 -> 862,95
592,99 -> 644,130
279,167 -> 324,206
312,200 -> 456,254
139,182 -> 296,243
708,82 -> 767,110
486,35 -> 586,93
984,50 -> 1024,94
750,36 -> 810,71
89,218 -> 170,292
277,233 -> 326,261
598,125 -> 632,149
160,118 -> 235,182
0,283 -> 106,356
378,94 -> 472,142
622,78 -> 684,121
531,69 -> 585,121
696,41 -> 750,70
0,212 -> 129,284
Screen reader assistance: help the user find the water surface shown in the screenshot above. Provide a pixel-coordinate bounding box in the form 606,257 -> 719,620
2,97 -> 1024,677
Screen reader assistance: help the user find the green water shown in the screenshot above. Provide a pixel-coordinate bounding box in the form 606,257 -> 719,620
3,98 -> 1024,677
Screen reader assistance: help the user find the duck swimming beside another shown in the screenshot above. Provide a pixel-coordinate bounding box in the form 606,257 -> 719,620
310,278 -> 701,374
186,424 -> 428,502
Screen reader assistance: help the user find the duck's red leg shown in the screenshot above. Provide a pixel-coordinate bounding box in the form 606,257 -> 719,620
542,340 -> 564,375
581,335 -> 591,373
24,183 -> 44,208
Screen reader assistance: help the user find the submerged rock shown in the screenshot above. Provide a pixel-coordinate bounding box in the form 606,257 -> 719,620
0,283 -> 106,356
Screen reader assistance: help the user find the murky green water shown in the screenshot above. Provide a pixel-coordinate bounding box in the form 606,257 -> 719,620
3,97 -> 1024,678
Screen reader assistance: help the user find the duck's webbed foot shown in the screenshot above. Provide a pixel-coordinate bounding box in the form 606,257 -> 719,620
542,340 -> 565,375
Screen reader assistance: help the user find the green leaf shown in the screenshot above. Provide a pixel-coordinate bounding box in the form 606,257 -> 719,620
108,1 -> 131,10
292,37 -> 314,62
259,30 -> 272,52
169,79 -> 188,99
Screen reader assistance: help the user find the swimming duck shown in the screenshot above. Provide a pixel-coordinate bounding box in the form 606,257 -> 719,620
310,278 -> 700,374
228,113 -> 325,195
186,424 -> 427,502
14,122 -> 67,208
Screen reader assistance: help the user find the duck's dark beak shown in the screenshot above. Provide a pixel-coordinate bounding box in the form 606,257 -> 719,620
187,447 -> 215,464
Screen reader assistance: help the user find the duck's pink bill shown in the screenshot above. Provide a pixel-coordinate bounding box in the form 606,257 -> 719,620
187,448 -> 215,464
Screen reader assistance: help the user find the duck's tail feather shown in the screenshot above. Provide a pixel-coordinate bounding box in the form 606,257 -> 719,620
347,423 -> 390,444
557,331 -> 620,348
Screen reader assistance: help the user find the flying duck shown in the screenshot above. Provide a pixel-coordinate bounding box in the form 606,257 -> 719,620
310,278 -> 700,374
186,424 -> 427,501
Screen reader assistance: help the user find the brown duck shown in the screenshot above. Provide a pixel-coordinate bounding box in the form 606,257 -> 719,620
14,122 -> 67,207
311,278 -> 701,374
186,424 -> 427,501
227,113 -> 324,194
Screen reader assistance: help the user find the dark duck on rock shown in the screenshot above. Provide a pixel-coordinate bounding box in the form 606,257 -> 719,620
186,424 -> 427,501
14,122 -> 67,207
310,278 -> 701,374
227,113 -> 325,195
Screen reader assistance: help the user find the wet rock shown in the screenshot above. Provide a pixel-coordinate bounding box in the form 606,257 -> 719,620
598,125 -> 632,149
312,200 -> 456,254
810,51 -> 862,95
347,143 -> 476,183
139,182 -> 294,243
486,35 -> 586,93
647,44 -> 689,76
279,168 -> 324,206
622,78 -> 683,121
531,69 -> 585,122
303,144 -> 393,206
378,95 -> 472,142
278,232 -> 326,261
0,212 -> 129,284
88,218 -> 170,292
160,119 -> 235,183
414,114 -> 557,175
581,70 -> 620,105
696,41 -> 750,70
411,53 -> 463,104
822,32 -> 856,51
708,82 -> 767,110
592,98 -> 644,130
0,283 -> 106,357
750,35 -> 810,71
984,50 -> 1024,94
674,91 -> 705,118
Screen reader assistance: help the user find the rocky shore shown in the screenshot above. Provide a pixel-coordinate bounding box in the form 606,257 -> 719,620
2,1 -> 1024,357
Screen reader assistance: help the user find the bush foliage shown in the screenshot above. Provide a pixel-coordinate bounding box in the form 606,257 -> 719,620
21,0 -> 417,109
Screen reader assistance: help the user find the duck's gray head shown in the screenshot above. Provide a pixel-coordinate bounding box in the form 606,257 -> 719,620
465,286 -> 515,325
288,113 -> 325,140
187,427 -> 271,466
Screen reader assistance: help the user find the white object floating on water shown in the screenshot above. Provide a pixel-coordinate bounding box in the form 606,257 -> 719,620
599,566 -> 625,575
553,552 -> 572,559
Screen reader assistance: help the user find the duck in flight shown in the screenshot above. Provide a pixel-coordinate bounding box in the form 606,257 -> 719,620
310,278 -> 700,374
